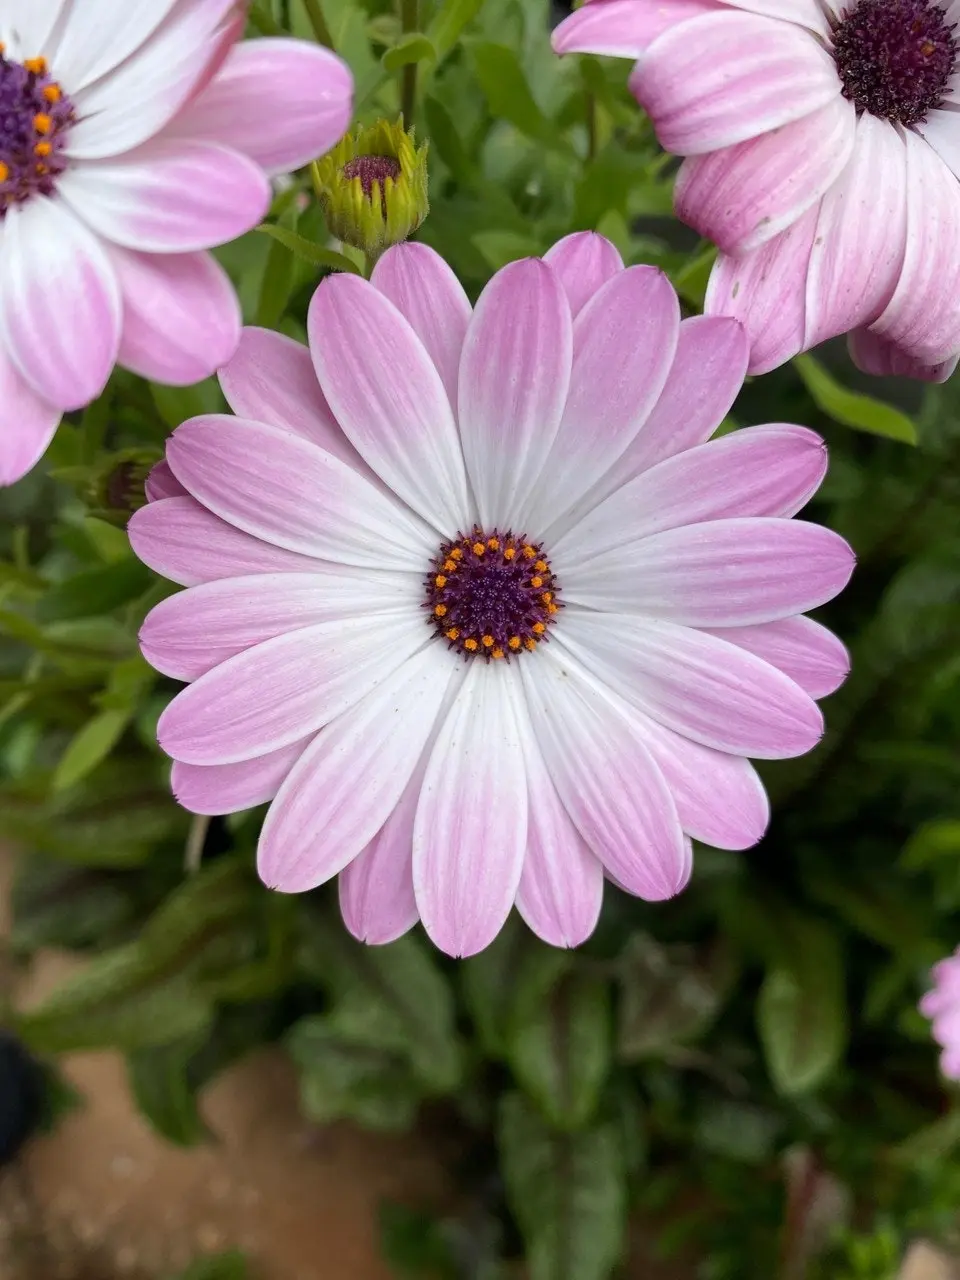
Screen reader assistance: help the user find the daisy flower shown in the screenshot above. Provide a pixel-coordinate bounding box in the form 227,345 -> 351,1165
129,232 -> 855,957
921,947 -> 960,1079
0,0 -> 352,483
553,0 -> 960,381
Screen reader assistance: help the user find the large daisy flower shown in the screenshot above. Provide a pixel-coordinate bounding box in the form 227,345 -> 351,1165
129,233 -> 855,957
553,0 -> 960,381
0,0 -> 352,482
921,947 -> 960,1079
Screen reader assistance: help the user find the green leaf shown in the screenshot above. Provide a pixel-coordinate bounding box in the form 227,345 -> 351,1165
426,0 -> 485,62
506,950 -> 611,1130
52,708 -> 130,792
471,42 -> 559,147
472,229 -> 542,270
615,934 -> 731,1061
757,915 -> 847,1096
498,1092 -> 627,1280
168,1252 -> 249,1280
150,377 -> 225,430
794,353 -> 917,443
460,914 -> 527,1057
902,819 -> 960,868
38,558 -> 154,622
255,224 -> 362,273
383,32 -> 437,70
127,1038 -> 211,1147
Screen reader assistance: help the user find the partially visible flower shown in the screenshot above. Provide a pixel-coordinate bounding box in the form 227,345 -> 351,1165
553,0 -> 960,381
0,1 -> 353,485
921,948 -> 960,1079
88,447 -> 160,524
129,232 -> 854,958
312,117 -> 428,259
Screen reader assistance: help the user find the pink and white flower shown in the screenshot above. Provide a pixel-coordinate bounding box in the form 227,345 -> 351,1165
553,0 -> 960,381
921,948 -> 960,1079
0,0 -> 352,483
129,232 -> 855,957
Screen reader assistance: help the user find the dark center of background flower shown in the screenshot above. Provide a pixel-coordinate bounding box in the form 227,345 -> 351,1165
0,48 -> 74,216
341,153 -> 401,198
832,0 -> 957,126
425,529 -> 561,661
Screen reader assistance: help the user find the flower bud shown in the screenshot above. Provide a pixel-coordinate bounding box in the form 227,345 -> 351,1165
312,117 -> 428,260
88,448 -> 160,524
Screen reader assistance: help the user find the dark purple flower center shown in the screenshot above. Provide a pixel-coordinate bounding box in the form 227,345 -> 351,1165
832,0 -> 957,126
424,529 -> 561,661
341,154 -> 401,199
0,48 -> 75,216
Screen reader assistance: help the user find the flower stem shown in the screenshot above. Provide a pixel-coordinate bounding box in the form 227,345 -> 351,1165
586,91 -> 597,162
303,0 -> 335,49
400,0 -> 418,126
184,813 -> 211,875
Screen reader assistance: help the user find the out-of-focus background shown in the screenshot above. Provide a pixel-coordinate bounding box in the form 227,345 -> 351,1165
1,0 -> 960,1277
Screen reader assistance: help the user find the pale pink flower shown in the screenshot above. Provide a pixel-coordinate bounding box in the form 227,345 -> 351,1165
0,0 -> 352,483
129,232 -> 854,957
921,948 -> 960,1079
553,0 -> 960,381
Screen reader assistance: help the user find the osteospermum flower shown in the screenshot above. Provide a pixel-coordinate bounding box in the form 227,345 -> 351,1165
129,232 -> 855,957
553,0 -> 960,380
0,1 -> 352,483
921,948 -> 960,1079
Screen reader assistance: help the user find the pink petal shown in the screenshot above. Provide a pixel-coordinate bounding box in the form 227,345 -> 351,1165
113,247 -> 241,386
66,0 -> 241,159
555,423 -> 826,565
552,0 -> 715,56
258,645 -> 456,894
557,613 -> 823,758
628,711 -> 770,849
703,616 -> 849,699
675,97 -> 855,254
60,140 -> 270,254
561,516 -> 856,625
521,649 -> 688,900
339,774 -> 422,946
0,344 -> 61,485
371,243 -> 472,408
140,570 -> 417,680
704,205 -> 819,374
157,613 -> 427,766
413,663 -> 529,958
515,714 -> 604,949
529,266 -> 680,533
847,328 -> 959,384
144,460 -> 187,503
636,13 -> 840,155
166,416 -> 434,571
542,232 -> 624,318
457,258 -> 573,529
308,274 -> 470,533
871,131 -> 960,366
50,0 -> 180,91
0,199 -> 121,411
219,327 -> 372,474
164,38 -> 353,176
171,739 -> 309,816
804,114 -> 907,348
128,495 -> 323,587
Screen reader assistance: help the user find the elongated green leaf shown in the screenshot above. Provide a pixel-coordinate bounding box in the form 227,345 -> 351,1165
499,1092 -> 627,1280
427,0 -> 485,62
471,42 -> 558,146
53,708 -> 130,792
794,353 -> 917,443
382,32 -> 436,70
255,224 -> 362,273
127,1038 -> 210,1146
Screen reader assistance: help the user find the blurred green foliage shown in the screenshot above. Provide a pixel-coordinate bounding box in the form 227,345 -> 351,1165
0,1 -> 958,1278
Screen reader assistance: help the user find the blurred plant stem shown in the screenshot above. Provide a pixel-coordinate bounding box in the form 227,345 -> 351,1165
586,91 -> 597,162
303,0 -> 335,48
400,0 -> 418,126
185,814 -> 211,876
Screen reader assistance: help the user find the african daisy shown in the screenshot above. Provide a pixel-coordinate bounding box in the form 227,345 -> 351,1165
0,0 -> 352,483
129,232 -> 855,957
553,0 -> 960,380
921,947 -> 960,1079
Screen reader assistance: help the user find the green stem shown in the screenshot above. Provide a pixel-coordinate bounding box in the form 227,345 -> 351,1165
400,0 -> 418,126
586,91 -> 597,162
185,813 -> 211,875
302,0 -> 335,49
248,1 -> 284,35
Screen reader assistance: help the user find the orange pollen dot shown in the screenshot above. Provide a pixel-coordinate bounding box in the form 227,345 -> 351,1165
482,635 -> 494,648
487,537 -> 500,550
532,622 -> 546,635
434,604 -> 447,617
33,113 -> 53,135
449,547 -> 463,560
464,638 -> 479,651
503,547 -> 516,561
434,575 -> 447,588
34,162 -> 48,175
472,542 -> 485,556
525,638 -> 537,651
492,647 -> 505,660
541,591 -> 553,603
523,546 -> 536,559
508,637 -> 521,650
443,559 -> 456,572
34,141 -> 52,157
547,603 -> 559,614
42,84 -> 62,103
0,162 -> 8,183
530,576 -> 543,589
24,57 -> 47,74
445,627 -> 460,641
534,560 -> 548,573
